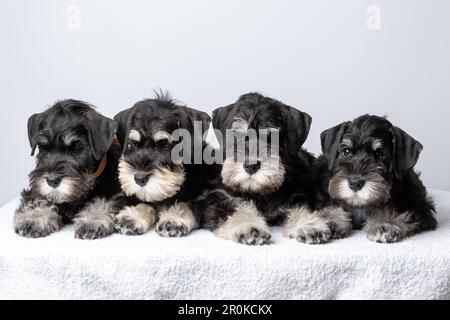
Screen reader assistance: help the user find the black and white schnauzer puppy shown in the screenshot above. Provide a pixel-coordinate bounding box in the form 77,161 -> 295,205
111,92 -> 213,237
195,93 -> 316,245
14,100 -> 121,239
308,115 -> 437,243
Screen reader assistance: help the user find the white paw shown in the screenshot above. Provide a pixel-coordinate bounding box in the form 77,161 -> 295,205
156,220 -> 189,237
215,201 -> 271,245
114,204 -> 157,235
14,201 -> 62,238
74,218 -> 114,240
74,198 -> 115,240
284,207 -> 332,245
367,223 -> 403,243
232,225 -> 271,245
155,202 -> 197,238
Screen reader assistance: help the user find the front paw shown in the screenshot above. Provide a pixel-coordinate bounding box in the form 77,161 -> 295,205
235,227 -> 271,245
321,207 -> 352,239
115,215 -> 145,235
367,223 -> 403,243
283,207 -> 332,244
114,205 -> 157,236
14,204 -> 62,238
214,201 -> 271,245
156,202 -> 198,238
156,220 -> 188,238
287,227 -> 331,244
74,219 -> 114,240
14,217 -> 62,238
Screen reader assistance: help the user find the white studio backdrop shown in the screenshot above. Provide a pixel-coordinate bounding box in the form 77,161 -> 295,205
0,0 -> 449,205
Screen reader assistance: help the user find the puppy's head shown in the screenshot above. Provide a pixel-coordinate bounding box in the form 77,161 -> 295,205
115,92 -> 210,202
213,93 -> 312,194
27,100 -> 116,203
321,115 -> 423,208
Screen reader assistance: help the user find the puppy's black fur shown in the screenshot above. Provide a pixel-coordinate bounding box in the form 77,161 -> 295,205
194,93 -> 316,245
14,100 -> 121,239
312,115 -> 436,243
111,92 -> 214,237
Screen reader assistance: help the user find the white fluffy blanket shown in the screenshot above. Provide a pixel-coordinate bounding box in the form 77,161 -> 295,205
1,190 -> 449,300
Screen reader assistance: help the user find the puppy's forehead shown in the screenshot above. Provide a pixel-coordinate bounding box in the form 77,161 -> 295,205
130,107 -> 178,134
35,102 -> 101,140
342,116 -> 394,148
233,103 -> 283,128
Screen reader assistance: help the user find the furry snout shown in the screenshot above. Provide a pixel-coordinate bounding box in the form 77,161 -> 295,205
328,167 -> 391,208
118,159 -> 185,202
221,153 -> 285,194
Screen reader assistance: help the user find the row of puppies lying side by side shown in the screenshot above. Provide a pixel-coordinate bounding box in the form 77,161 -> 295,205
14,92 -> 437,244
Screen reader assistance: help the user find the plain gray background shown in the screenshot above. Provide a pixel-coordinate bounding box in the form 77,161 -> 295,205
1,0 -> 449,205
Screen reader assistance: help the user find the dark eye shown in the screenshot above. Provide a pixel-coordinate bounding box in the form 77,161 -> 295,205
157,139 -> 170,149
375,149 -> 385,160
342,147 -> 353,158
127,140 -> 138,151
67,141 -> 82,153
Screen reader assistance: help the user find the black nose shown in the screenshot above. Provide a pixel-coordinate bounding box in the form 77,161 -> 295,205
348,177 -> 366,192
134,173 -> 149,186
243,161 -> 261,175
46,176 -> 61,188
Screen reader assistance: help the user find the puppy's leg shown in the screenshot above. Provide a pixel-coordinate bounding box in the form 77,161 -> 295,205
114,204 -> 158,235
317,207 -> 352,239
156,202 -> 199,237
215,201 -> 271,245
74,198 -> 115,240
14,195 -> 63,238
408,197 -> 437,233
364,208 -> 416,243
283,206 -> 332,244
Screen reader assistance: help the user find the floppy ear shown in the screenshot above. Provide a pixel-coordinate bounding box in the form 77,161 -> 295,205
390,126 -> 423,179
285,106 -> 312,151
114,107 -> 136,153
27,112 -> 49,156
212,103 -> 236,135
320,122 -> 351,170
83,112 -> 117,161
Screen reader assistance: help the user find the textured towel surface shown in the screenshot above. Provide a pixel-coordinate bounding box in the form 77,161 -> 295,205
0,190 -> 449,300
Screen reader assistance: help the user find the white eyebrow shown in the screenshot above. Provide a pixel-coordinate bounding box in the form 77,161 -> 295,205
153,130 -> 172,142
372,139 -> 383,150
128,129 -> 141,142
341,138 -> 353,148
63,131 -> 80,145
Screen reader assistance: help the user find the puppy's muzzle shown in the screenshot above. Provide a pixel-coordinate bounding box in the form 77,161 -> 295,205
243,160 -> 261,175
348,176 -> 366,192
45,176 -> 62,188
134,172 -> 149,187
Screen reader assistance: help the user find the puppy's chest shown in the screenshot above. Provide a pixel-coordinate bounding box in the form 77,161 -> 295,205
350,208 -> 369,230
244,195 -> 287,224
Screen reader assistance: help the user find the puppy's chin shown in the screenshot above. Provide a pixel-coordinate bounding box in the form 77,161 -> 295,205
118,160 -> 185,203
32,175 -> 95,204
221,154 -> 285,195
329,170 -> 391,208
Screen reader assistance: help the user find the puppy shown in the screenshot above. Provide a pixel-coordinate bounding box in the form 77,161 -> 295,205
111,92 -> 213,237
14,100 -> 121,239
195,93 -> 315,245
309,115 -> 437,243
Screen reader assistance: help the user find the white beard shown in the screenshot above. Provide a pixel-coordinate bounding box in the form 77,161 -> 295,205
38,177 -> 75,203
335,179 -> 383,207
118,160 -> 185,202
221,154 -> 285,194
